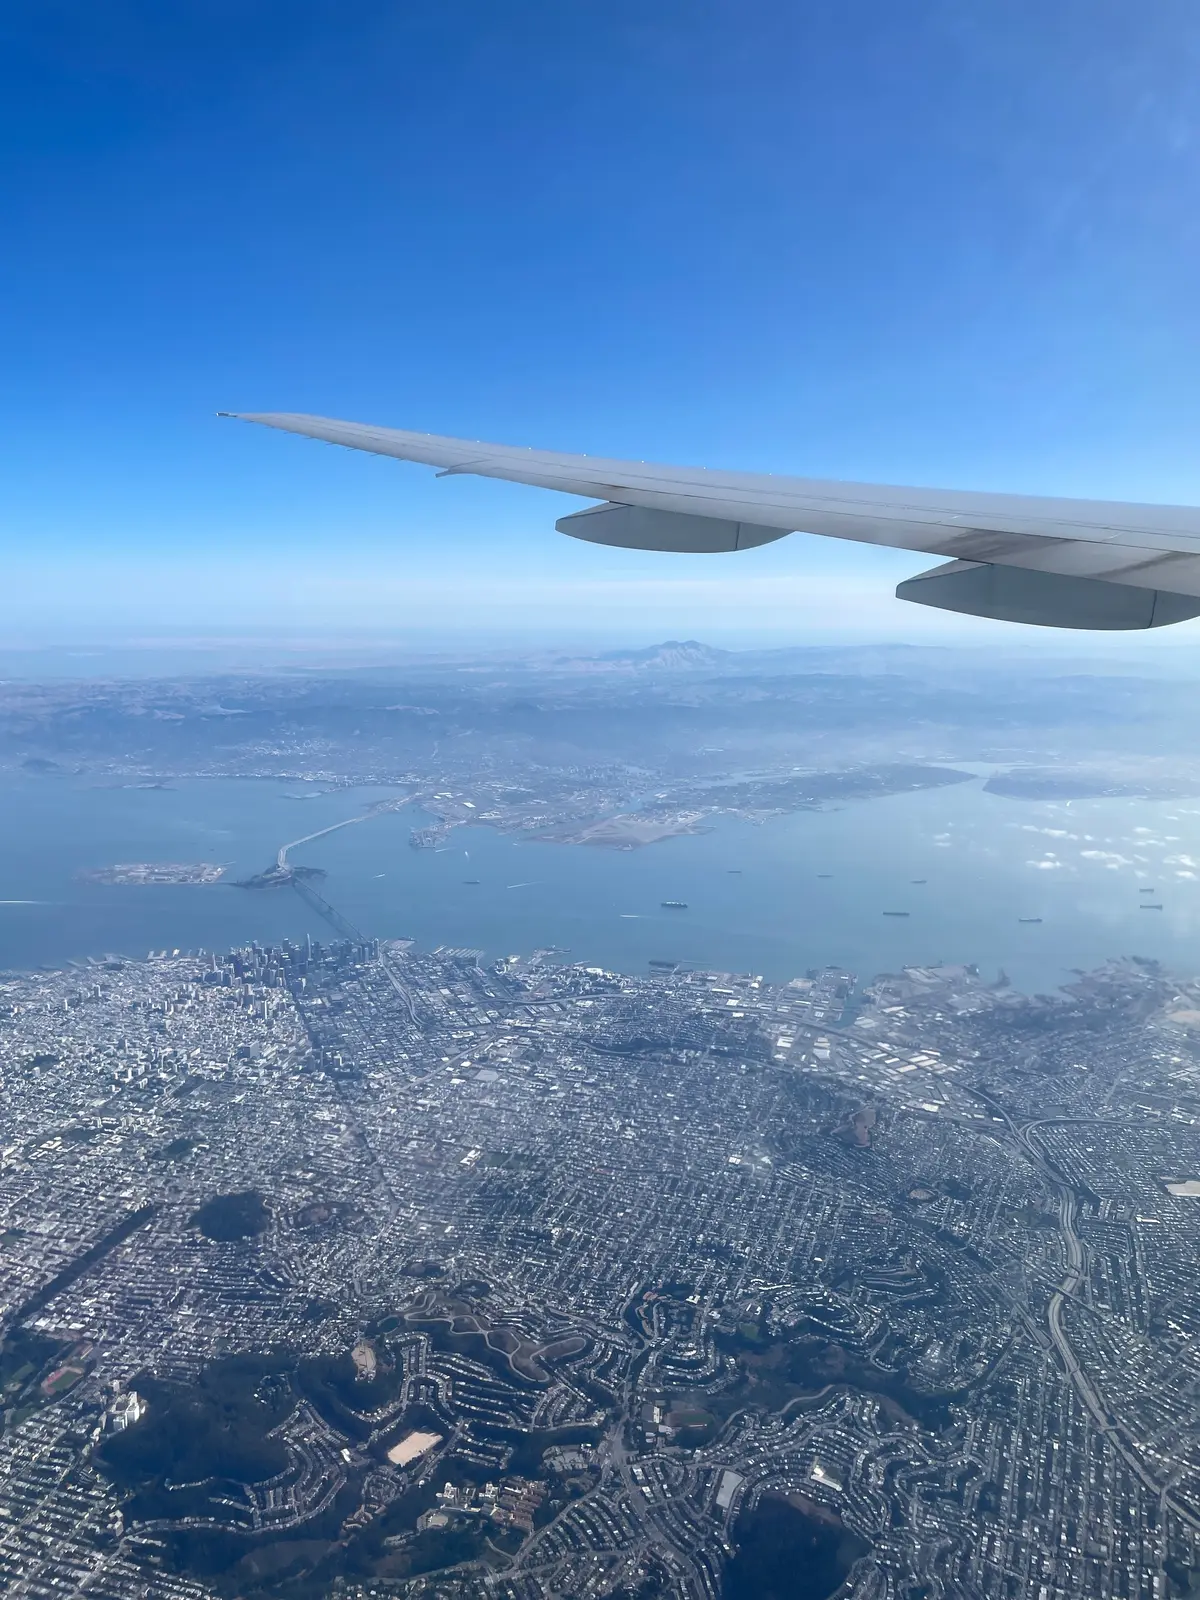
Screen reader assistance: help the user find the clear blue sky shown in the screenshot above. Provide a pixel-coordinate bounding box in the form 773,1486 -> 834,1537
4,0 -> 1200,648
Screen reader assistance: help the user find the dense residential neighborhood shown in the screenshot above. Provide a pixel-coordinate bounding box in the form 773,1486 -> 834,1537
0,934 -> 1197,1598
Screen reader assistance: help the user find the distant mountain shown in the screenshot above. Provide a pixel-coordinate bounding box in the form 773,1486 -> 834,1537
556,640 -> 732,673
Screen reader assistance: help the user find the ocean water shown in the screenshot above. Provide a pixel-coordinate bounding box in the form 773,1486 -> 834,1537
2,773 -> 1200,991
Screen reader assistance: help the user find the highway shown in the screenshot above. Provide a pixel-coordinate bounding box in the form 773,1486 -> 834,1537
969,1091 -> 1200,1531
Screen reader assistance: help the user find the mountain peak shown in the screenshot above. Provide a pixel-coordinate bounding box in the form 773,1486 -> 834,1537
604,640 -> 730,670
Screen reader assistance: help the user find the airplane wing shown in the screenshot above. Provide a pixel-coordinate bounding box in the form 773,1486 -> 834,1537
221,410 -> 1200,629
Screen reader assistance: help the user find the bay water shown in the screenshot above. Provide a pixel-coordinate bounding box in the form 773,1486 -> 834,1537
1,773 -> 1199,991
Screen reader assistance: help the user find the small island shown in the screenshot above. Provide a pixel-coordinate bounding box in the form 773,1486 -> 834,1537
78,862 -> 226,886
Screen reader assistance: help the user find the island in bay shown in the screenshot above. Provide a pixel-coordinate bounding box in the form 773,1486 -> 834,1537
78,862 -> 227,886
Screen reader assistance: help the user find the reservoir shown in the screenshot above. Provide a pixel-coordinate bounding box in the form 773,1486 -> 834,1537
2,772 -> 1200,991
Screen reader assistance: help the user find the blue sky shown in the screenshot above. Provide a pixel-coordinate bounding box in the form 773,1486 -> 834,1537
4,0 -> 1200,648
